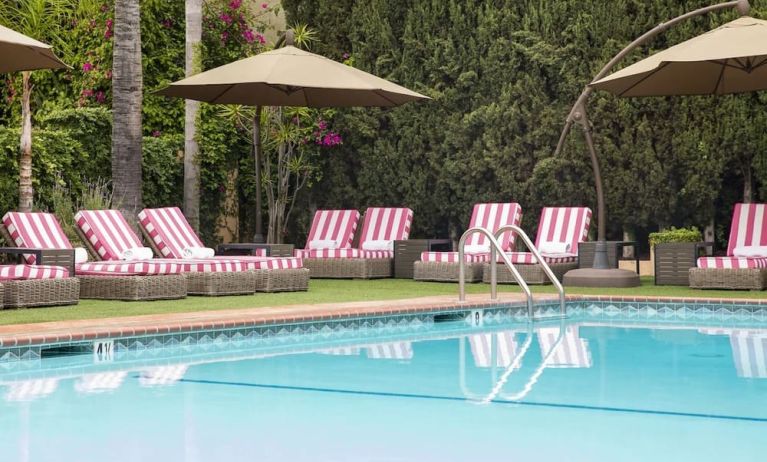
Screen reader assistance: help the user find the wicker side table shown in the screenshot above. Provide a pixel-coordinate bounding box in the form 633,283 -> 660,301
217,243 -> 295,257
394,239 -> 451,279
654,242 -> 712,285
0,247 -> 75,276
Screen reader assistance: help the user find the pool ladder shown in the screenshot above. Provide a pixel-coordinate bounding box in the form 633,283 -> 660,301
458,225 -> 565,318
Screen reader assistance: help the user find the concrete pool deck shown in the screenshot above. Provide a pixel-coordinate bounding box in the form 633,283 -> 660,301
0,293 -> 766,348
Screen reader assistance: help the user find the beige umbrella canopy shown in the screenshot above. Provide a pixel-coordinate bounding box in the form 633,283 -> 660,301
157,45 -> 429,107
591,16 -> 767,97
0,24 -> 67,73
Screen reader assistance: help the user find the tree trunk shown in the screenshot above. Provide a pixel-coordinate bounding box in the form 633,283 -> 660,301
183,0 -> 202,231
111,0 -> 144,224
252,107 -> 264,242
18,71 -> 34,212
743,164 -> 753,203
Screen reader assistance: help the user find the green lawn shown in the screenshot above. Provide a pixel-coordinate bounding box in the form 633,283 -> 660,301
0,277 -> 764,326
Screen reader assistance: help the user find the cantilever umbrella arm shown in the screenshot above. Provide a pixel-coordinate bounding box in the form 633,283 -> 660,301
553,0 -> 750,267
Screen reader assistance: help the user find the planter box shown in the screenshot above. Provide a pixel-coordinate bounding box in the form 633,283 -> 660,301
654,242 -> 708,286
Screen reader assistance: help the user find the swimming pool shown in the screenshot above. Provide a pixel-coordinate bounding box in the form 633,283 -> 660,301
0,301 -> 765,461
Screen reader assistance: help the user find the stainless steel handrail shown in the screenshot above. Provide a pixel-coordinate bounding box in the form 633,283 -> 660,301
458,227 -> 534,316
493,225 -> 566,317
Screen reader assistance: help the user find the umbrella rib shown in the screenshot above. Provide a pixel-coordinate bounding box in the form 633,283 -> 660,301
374,90 -> 399,107
712,59 -> 727,95
209,84 -> 237,103
618,62 -> 670,97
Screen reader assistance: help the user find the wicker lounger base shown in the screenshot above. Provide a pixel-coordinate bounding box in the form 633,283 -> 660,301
185,271 -> 255,296
689,268 -> 767,290
253,268 -> 310,292
482,262 -> 577,285
413,261 -> 485,282
79,274 -> 187,301
2,278 -> 80,308
303,258 -> 393,279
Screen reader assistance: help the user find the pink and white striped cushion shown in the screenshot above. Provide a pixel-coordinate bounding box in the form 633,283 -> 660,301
505,252 -> 578,265
420,252 -> 491,263
535,207 -> 592,252
138,207 -> 203,258
77,260 -> 184,276
726,203 -> 767,256
696,257 -> 767,269
304,209 -> 360,248
236,257 -> 303,270
2,212 -> 73,264
295,248 -> 391,259
0,264 -> 69,280
358,207 -> 413,248
75,210 -> 144,261
464,203 -> 523,251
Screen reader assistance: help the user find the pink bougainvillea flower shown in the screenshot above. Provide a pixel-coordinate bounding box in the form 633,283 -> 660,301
152,130 -> 162,137
81,89 -> 94,97
342,53 -> 350,59
221,31 -> 229,43
82,62 -> 93,73
256,33 -> 266,44
100,3 -> 108,12
95,91 -> 106,104
228,0 -> 242,9
261,3 -> 268,9
219,13 -> 232,25
242,29 -> 255,43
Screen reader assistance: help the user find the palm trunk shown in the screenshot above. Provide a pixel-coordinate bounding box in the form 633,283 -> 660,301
111,0 -> 144,224
18,71 -> 34,212
183,0 -> 202,231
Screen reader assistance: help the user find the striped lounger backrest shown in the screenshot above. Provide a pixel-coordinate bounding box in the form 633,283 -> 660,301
466,203 -> 523,251
75,209 -> 145,261
535,207 -> 592,252
305,210 -> 360,249
357,207 -> 413,247
1,212 -> 73,264
138,207 -> 205,258
726,203 -> 767,256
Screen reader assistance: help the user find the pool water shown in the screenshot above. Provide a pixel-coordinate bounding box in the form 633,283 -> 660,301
0,315 -> 765,461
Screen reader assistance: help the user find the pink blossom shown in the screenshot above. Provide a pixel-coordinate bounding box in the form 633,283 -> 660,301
81,89 -> 94,97
261,3 -> 268,9
104,18 -> 114,39
342,53 -> 350,59
219,13 -> 232,25
256,33 -> 266,44
100,3 -> 108,12
82,62 -> 93,73
242,29 -> 255,43
317,120 -> 327,130
152,130 -> 162,137
95,91 -> 106,104
221,31 -> 229,43
228,0 -> 242,9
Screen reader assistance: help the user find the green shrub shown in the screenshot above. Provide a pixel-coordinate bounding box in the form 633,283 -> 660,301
648,227 -> 702,246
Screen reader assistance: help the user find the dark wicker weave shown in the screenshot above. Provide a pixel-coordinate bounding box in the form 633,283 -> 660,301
482,262 -> 576,285
78,274 -> 186,301
2,277 -> 80,308
689,268 -> 767,290
254,268 -> 310,292
413,261 -> 485,282
185,271 -> 255,296
303,258 -> 393,279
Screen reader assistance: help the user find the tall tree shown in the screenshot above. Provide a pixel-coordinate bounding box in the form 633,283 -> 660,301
0,0 -> 75,211
184,0 -> 202,231
111,0 -> 143,222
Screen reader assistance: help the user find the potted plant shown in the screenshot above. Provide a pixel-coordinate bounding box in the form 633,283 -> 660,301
649,227 -> 707,285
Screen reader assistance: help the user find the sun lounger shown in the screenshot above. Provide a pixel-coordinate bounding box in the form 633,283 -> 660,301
690,203 -> 767,290
414,203 -> 522,282
74,209 -> 257,296
484,206 -> 591,284
0,264 -> 79,308
137,206 -> 308,292
1,211 -> 184,301
299,207 -> 411,278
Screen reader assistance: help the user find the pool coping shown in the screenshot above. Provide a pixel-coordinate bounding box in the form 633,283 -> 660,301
0,294 -> 766,348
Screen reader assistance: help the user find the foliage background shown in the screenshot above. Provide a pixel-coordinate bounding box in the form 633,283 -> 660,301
1,0 -> 766,254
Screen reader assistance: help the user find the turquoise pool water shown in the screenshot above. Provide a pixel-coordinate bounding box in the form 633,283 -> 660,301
0,308 -> 765,461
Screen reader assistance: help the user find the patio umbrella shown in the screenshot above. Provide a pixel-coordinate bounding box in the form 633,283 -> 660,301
591,16 -> 767,96
157,45 -> 429,106
0,24 -> 67,72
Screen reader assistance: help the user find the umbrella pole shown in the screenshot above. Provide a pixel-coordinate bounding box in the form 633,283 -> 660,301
555,0 -> 750,272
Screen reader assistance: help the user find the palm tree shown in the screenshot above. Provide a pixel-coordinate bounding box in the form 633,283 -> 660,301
0,0 -> 75,212
183,0 -> 202,231
111,0 -> 143,223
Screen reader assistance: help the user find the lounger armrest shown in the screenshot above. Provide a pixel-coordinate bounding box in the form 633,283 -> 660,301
217,243 -> 273,257
0,247 -> 75,276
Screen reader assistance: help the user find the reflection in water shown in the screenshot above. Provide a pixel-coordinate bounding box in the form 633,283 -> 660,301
75,371 -> 128,394
469,332 -> 520,369
699,328 -> 767,379
538,326 -> 592,368
139,364 -> 189,387
366,342 -> 413,360
5,378 -> 58,402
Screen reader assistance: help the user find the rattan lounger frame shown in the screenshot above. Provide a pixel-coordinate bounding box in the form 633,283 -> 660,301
689,268 -> 767,290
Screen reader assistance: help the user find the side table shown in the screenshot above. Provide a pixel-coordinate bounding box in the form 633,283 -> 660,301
654,242 -> 713,285
217,243 -> 295,258
394,239 -> 451,279
578,241 -> 640,274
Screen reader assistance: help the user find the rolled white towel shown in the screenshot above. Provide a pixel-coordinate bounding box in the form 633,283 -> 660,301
538,242 -> 571,255
181,247 -> 215,259
361,240 -> 393,251
309,239 -> 339,250
121,247 -> 154,261
74,247 -> 89,264
733,246 -> 767,258
463,244 -> 490,254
